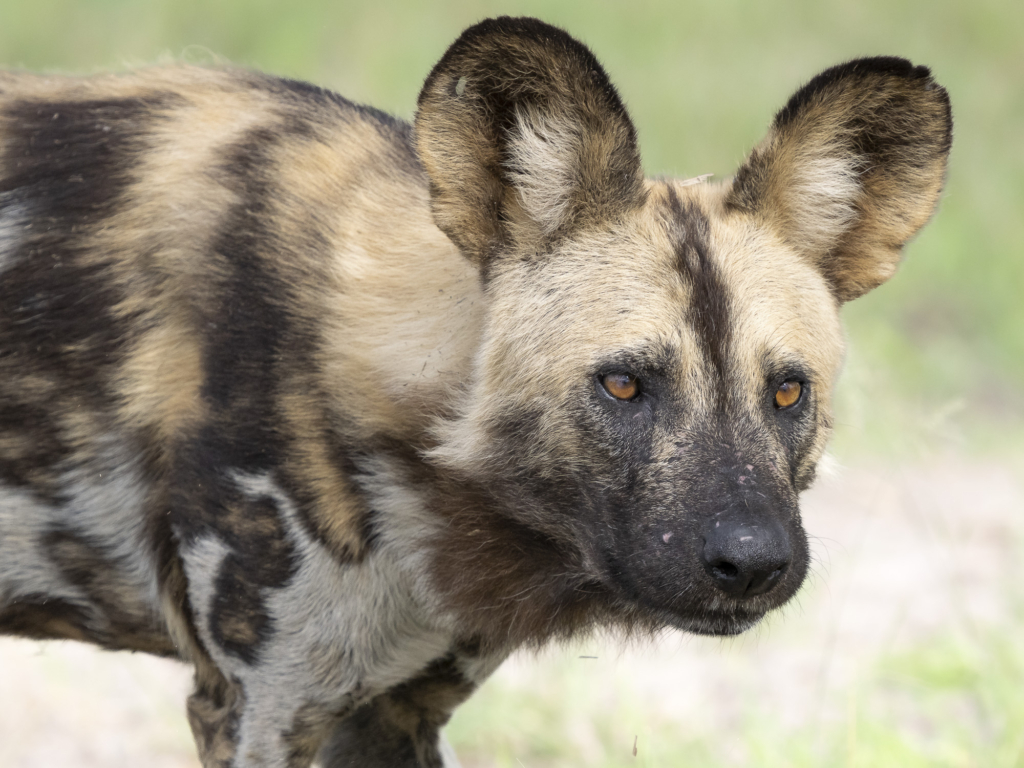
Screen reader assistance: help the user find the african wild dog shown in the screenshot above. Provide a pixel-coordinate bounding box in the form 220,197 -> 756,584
0,16 -> 950,768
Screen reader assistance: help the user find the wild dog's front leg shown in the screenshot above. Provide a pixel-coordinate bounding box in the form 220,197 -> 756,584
317,697 -> 449,768
318,651 -> 499,768
186,670 -> 246,768
184,657 -> 481,768
184,667 -> 346,768
175,469 -> 460,767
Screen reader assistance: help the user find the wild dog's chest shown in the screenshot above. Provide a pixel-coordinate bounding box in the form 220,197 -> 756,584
176,468 -> 462,709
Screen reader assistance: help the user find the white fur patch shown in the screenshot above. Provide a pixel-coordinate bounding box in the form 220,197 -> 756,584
438,734 -> 463,768
815,451 -> 843,481
789,154 -> 860,256
350,455 -> 454,614
507,110 -> 580,236
0,195 -> 30,275
0,484 -> 81,604
60,441 -> 160,601
177,533 -> 230,634
0,439 -> 161,623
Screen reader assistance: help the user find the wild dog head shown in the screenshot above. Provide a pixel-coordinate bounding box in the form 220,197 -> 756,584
415,18 -> 951,641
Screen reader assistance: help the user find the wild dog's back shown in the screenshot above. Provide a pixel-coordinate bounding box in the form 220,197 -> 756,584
0,66 -> 475,657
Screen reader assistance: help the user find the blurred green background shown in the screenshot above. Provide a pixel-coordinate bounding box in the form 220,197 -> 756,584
2,0 -> 1021,458
2,2 -> 1021,767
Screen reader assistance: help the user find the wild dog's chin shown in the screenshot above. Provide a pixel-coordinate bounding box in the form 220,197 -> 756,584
600,560 -> 805,639
671,611 -> 766,637
602,583 -> 775,639
625,600 -> 768,637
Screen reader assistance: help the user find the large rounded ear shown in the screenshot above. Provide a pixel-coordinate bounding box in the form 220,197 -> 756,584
727,58 -> 952,302
415,17 -> 645,265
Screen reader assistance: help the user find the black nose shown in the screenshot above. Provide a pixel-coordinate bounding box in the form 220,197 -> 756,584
701,517 -> 791,598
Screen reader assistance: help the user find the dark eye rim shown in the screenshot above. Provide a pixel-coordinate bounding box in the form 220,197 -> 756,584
772,377 -> 808,411
596,371 -> 643,402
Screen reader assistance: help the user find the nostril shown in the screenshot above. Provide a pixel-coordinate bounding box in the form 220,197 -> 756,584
710,561 -> 738,580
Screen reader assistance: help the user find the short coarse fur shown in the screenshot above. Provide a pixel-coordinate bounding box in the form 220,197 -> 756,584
0,17 -> 951,768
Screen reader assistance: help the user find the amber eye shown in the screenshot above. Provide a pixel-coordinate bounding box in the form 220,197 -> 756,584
775,380 -> 803,409
602,372 -> 639,401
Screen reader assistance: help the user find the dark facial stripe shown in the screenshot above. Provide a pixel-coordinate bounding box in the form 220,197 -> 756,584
663,187 -> 731,401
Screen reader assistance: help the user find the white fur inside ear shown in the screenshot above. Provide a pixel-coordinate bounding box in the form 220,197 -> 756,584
506,109 -> 580,236
788,153 -> 860,256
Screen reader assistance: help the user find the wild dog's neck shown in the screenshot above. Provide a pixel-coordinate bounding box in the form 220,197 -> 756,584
317,186 -> 485,446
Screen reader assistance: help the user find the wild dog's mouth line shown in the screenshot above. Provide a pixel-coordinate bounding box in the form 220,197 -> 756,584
594,552 -> 787,632
639,599 -> 769,637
